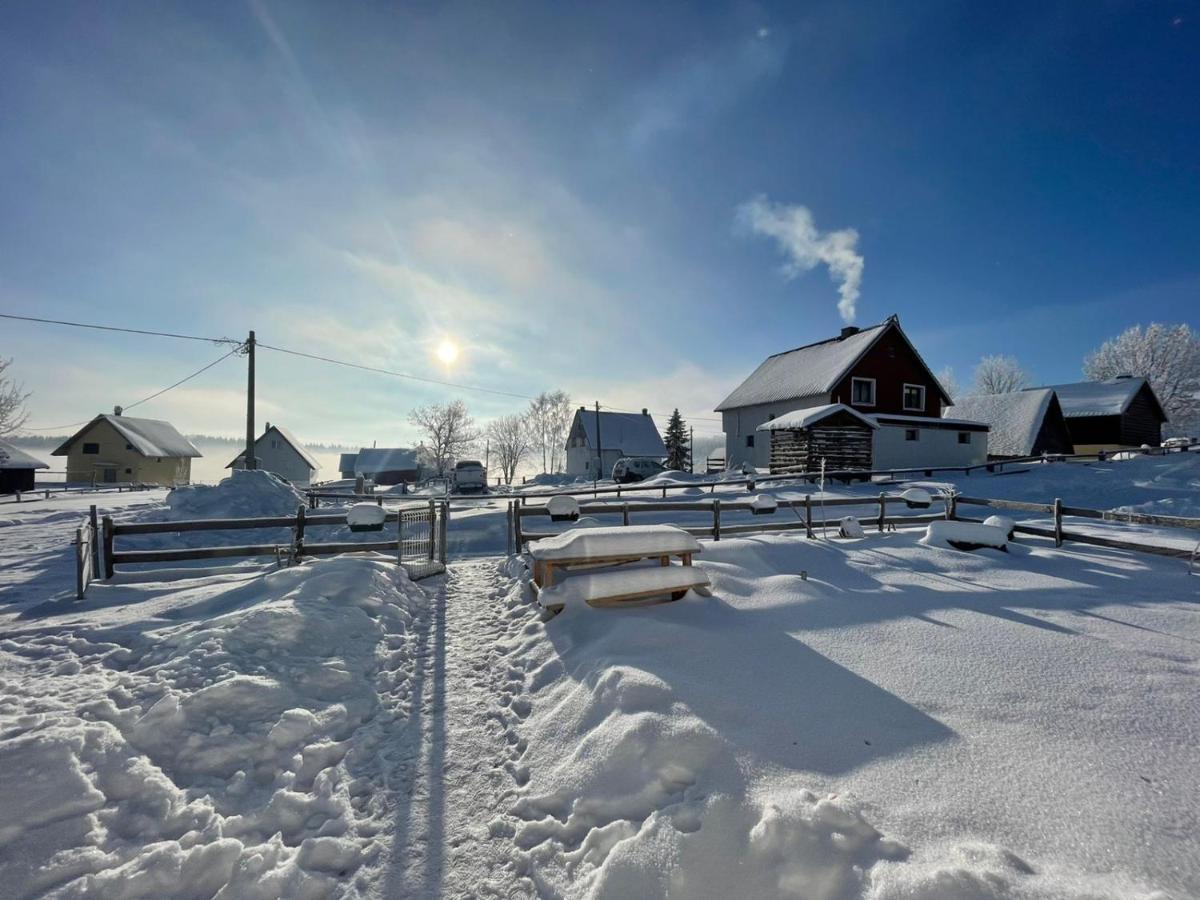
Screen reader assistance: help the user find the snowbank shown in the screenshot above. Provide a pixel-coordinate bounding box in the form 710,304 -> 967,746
166,469 -> 307,520
921,520 -> 1008,551
0,556 -> 428,897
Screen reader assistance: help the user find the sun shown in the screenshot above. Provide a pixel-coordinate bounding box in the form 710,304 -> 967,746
435,338 -> 460,365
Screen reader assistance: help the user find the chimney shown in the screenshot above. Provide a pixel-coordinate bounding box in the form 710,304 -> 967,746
265,421 -> 271,431
840,326 -> 860,339
113,405 -> 123,416
642,408 -> 648,415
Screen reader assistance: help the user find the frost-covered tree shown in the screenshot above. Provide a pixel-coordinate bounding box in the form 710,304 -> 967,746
1084,323 -> 1200,431
936,366 -> 961,406
0,358 -> 31,436
663,409 -> 690,472
486,413 -> 530,484
972,355 -> 1031,395
408,400 -> 480,475
523,390 -> 572,474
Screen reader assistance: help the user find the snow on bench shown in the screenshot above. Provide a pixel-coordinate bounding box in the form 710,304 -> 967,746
921,520 -> 1008,552
537,564 -> 710,612
527,524 -> 701,563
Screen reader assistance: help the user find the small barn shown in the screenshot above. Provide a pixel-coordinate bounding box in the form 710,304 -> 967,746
757,404 -> 877,474
52,410 -> 201,486
228,423 -> 320,485
354,448 -> 420,485
0,440 -> 49,494
339,453 -> 359,479
564,408 -> 667,477
950,389 -> 1074,459
1041,376 -> 1167,451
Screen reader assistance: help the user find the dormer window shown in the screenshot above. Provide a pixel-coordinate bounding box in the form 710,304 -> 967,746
902,384 -> 926,411
851,377 -> 876,406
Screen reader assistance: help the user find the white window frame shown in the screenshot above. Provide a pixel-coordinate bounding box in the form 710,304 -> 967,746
902,383 -> 926,412
850,377 -> 876,407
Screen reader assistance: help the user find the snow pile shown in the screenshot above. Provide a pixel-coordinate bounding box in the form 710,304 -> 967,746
921,520 -> 1008,551
165,469 -> 307,520
346,502 -> 387,530
839,515 -> 866,538
526,524 -> 701,561
984,514 -> 1017,539
0,556 -> 428,897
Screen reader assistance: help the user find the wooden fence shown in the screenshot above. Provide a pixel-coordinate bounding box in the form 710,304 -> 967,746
97,500 -> 449,585
74,504 -> 100,599
2,483 -> 157,505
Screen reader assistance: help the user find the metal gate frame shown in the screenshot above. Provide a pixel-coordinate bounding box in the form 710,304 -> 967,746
399,499 -> 448,580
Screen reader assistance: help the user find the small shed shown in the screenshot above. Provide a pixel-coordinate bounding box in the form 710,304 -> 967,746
758,403 -> 877,474
950,389 -> 1073,459
354,448 -> 420,485
0,440 -> 49,494
1040,377 -> 1167,451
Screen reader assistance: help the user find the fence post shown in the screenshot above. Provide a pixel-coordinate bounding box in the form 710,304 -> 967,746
805,494 -> 814,539
295,505 -> 306,560
427,499 -> 437,561
505,502 -> 513,555
514,503 -> 524,553
102,515 -> 114,579
89,504 -> 100,576
75,524 -> 85,599
622,503 -> 630,526
946,493 -> 957,520
439,501 -> 449,564
1053,497 -> 1063,547
713,499 -> 721,541
878,493 -> 886,533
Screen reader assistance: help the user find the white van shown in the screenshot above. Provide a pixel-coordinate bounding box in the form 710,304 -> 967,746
612,457 -> 666,483
453,459 -> 487,493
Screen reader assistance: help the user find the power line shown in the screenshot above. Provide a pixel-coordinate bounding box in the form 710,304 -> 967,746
0,311 -> 240,345
257,342 -> 537,401
21,346 -> 242,432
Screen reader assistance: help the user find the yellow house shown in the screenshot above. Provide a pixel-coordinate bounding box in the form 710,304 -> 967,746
52,410 -> 201,486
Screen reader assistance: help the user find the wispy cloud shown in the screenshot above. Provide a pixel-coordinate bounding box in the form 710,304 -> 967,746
737,195 -> 864,324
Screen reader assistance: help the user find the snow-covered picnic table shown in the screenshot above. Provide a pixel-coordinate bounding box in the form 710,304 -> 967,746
527,524 -> 709,611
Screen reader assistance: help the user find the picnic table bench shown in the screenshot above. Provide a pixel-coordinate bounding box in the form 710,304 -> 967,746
527,524 -> 710,612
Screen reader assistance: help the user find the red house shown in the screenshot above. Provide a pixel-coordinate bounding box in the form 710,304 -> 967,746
716,315 -> 987,471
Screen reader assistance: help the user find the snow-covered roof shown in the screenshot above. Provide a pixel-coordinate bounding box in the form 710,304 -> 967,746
573,411 -> 666,457
355,447 -> 419,474
227,424 -> 320,470
949,390 -> 1055,456
757,403 -> 879,431
716,323 -> 890,411
53,415 -> 201,459
1041,377 -> 1165,419
0,440 -> 49,470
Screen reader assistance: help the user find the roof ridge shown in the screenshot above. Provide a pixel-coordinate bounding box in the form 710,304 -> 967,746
763,319 -> 889,360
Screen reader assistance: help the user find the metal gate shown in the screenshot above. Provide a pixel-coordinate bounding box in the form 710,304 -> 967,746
399,501 -> 448,580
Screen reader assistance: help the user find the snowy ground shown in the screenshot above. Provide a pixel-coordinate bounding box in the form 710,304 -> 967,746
2,457 -> 1198,897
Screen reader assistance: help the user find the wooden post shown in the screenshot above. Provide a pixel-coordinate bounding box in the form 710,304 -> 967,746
244,330 -> 257,469
294,505 -> 306,559
439,501 -> 449,563
805,494 -> 814,539
946,493 -> 957,520
1053,497 -> 1063,547
428,499 -> 437,561
661,485 -> 667,499
878,492 -> 886,533
75,524 -> 85,599
89,504 -> 100,577
622,503 -> 630,526
505,502 -> 513,555
102,515 -> 115,579
514,503 -> 524,553
713,499 -> 721,541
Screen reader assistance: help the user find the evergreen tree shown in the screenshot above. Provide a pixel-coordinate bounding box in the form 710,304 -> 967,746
663,408 -> 690,471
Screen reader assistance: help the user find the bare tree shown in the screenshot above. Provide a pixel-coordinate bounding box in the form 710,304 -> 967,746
523,390 -> 573,474
936,366 -> 961,407
0,358 -> 31,436
407,400 -> 480,476
972,354 -> 1031,395
486,414 -> 530,484
1084,323 -> 1200,431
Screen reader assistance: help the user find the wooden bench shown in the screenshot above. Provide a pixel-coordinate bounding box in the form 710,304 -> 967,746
538,565 -> 710,612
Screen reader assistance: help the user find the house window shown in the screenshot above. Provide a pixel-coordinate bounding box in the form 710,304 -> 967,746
746,434 -> 755,448
958,432 -> 971,445
125,468 -> 132,474
851,377 -> 876,406
902,384 -> 926,411
82,442 -> 100,455
125,443 -> 134,450
905,429 -> 919,442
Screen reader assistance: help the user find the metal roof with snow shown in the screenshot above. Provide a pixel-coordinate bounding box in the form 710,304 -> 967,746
354,447 -> 419,474
53,415 -> 201,459
757,403 -> 879,431
573,410 -> 667,457
227,424 -> 320,470
949,390 -> 1056,456
0,439 -> 50,470
1040,377 -> 1165,419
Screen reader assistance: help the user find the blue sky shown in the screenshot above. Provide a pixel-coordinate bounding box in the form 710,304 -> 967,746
2,1 -> 1197,445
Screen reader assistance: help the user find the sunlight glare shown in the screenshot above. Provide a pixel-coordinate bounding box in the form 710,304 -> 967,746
436,339 -> 460,365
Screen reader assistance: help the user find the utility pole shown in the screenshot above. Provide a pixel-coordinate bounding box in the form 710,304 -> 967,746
689,426 -> 694,474
245,330 -> 257,470
594,401 -> 603,485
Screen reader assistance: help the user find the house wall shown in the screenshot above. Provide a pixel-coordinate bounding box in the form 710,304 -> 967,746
565,446 -> 625,477
873,422 -> 987,470
233,437 -> 314,485
1031,399 -> 1075,456
0,469 -> 37,494
62,419 -> 193,486
829,328 -> 945,418
722,395 -> 828,471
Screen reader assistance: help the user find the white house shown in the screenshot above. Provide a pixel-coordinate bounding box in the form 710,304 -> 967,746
564,408 -> 667,477
228,423 -> 320,485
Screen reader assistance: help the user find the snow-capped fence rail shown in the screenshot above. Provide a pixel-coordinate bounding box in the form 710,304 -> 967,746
509,493 -> 950,552
97,500 -> 448,585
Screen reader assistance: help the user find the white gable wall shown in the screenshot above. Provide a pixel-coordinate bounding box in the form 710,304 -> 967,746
234,437 -> 315,485
722,394 -> 828,471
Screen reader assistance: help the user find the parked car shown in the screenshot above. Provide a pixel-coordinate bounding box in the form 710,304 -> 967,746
453,459 -> 487,493
612,457 -> 666,483
1163,436 -> 1195,449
